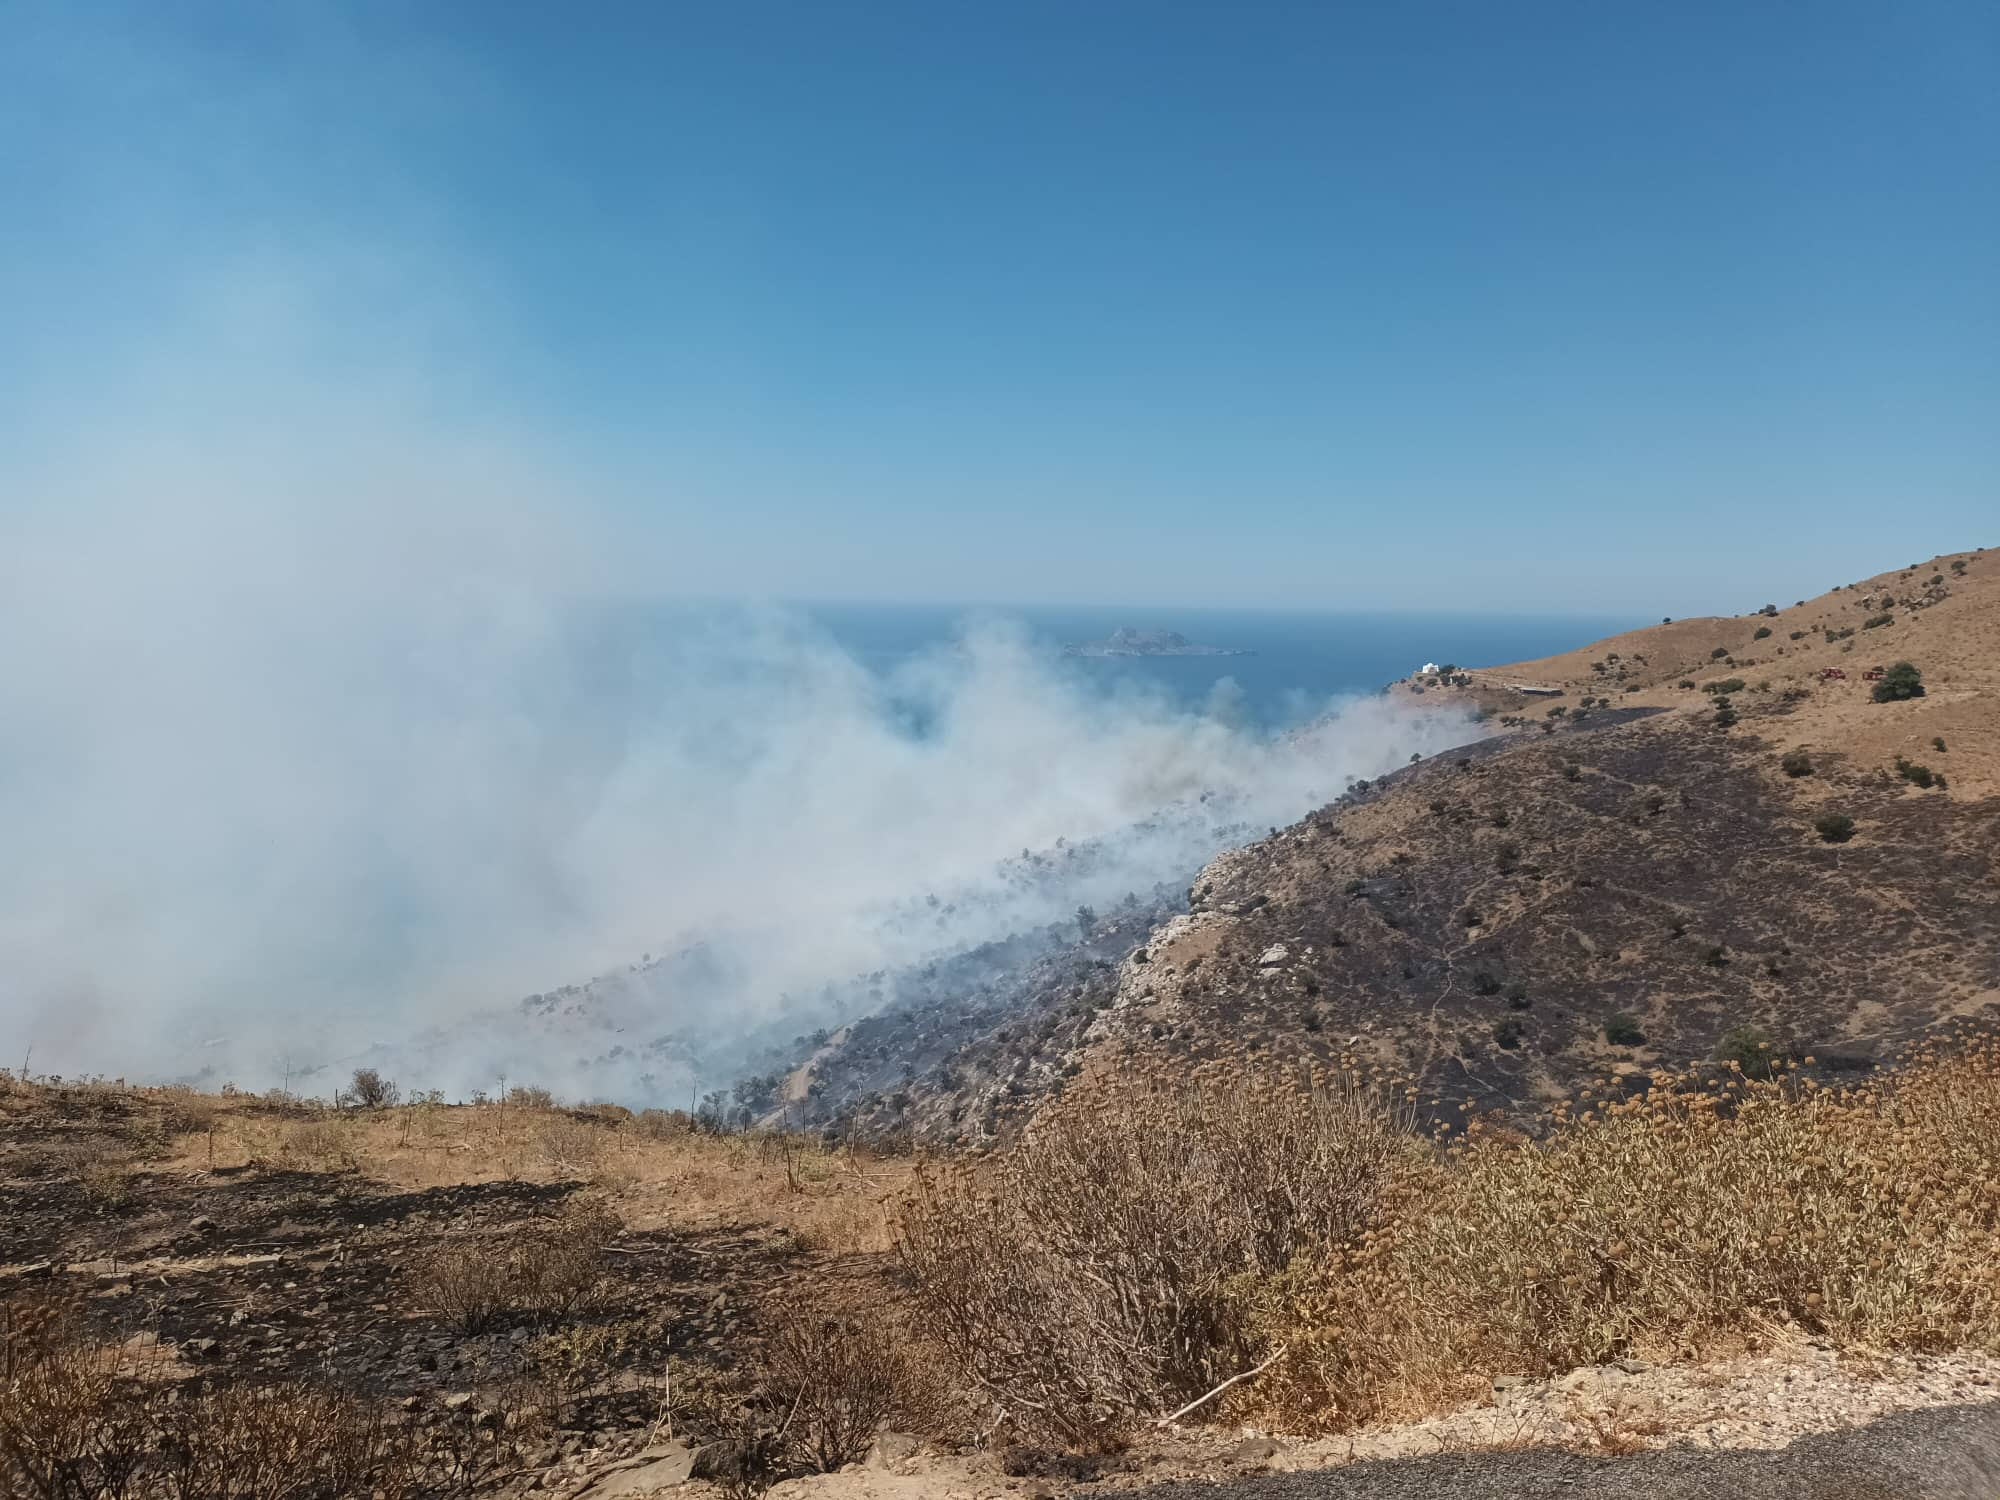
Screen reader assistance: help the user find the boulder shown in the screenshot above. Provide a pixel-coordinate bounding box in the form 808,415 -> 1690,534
573,1443 -> 695,1497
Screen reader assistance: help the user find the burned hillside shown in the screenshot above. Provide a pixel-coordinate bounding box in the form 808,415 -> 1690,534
750,899 -> 1174,1143
1086,696 -> 2000,1118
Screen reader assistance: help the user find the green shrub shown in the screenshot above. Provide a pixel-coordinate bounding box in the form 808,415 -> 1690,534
1710,647 -> 1730,660
1894,760 -> 1944,790
1603,1012 -> 1645,1047
1863,613 -> 1893,630
1781,749 -> 1814,778
1871,662 -> 1924,702
1714,1025 -> 1776,1079
1703,677 -> 1746,694
1491,1017 -> 1525,1050
1934,736 -> 1947,753
1815,813 -> 1856,844
1753,626 -> 1772,640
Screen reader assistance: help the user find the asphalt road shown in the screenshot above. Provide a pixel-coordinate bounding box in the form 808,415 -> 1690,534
1120,1402 -> 2000,1500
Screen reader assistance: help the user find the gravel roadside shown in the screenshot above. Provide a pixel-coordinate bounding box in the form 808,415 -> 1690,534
1112,1400 -> 2000,1500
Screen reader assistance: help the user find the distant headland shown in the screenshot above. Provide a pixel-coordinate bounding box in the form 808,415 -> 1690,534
1062,626 -> 1253,658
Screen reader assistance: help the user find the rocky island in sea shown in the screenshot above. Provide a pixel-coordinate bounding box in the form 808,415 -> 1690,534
1062,626 -> 1253,658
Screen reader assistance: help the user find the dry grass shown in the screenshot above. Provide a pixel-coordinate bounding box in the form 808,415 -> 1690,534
1247,1029 -> 2000,1431
897,1060 -> 1407,1446
406,1199 -> 619,1333
529,1112 -> 609,1178
137,1092 -> 907,1252
237,1114 -> 363,1173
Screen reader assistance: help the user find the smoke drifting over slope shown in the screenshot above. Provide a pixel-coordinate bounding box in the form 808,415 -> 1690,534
1,254 -> 1479,1099
0,475 -> 1476,1097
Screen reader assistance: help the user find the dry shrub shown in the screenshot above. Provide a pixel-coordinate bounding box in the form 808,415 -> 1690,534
285,1117 -> 359,1171
238,1114 -> 360,1173
153,1088 -> 217,1140
632,1108 -> 694,1140
0,1300 -> 470,1498
671,1364 -> 786,1500
55,1142 -> 135,1210
1250,1036 -> 2000,1431
523,1322 -> 639,1399
897,1061 -> 1405,1446
674,1307 -> 944,1497
148,1384 -> 464,1500
762,1308 -> 901,1472
0,1301 -> 151,1498
407,1199 -> 618,1332
532,1113 -> 610,1178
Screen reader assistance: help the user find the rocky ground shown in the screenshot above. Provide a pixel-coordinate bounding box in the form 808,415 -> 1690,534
1115,1402 -> 2000,1500
762,1349 -> 2000,1498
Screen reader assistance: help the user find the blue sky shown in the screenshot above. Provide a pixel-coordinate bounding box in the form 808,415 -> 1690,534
4,0 -> 1995,612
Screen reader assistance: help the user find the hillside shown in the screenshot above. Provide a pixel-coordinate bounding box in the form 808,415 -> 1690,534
1069,546 -> 2000,1119
877,546 -> 2000,1132
1467,546 -> 1999,798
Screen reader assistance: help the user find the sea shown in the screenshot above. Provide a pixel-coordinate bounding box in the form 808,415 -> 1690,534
804,603 -> 1641,731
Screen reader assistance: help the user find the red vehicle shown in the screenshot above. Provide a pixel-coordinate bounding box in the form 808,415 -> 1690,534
1863,667 -> 1885,681
1820,668 -> 1847,680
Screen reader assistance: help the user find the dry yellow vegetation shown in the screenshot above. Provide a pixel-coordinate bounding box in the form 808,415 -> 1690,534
142,1090 -> 911,1256
899,1027 -> 2000,1446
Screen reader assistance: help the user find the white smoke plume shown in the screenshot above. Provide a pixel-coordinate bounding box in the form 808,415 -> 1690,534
1,463 -> 1478,1097
1,251 -> 1481,1103
0,11 -> 1501,1101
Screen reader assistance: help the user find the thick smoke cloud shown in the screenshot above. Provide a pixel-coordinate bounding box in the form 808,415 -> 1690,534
1,264 -> 1479,1102
1,461 -> 1476,1098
